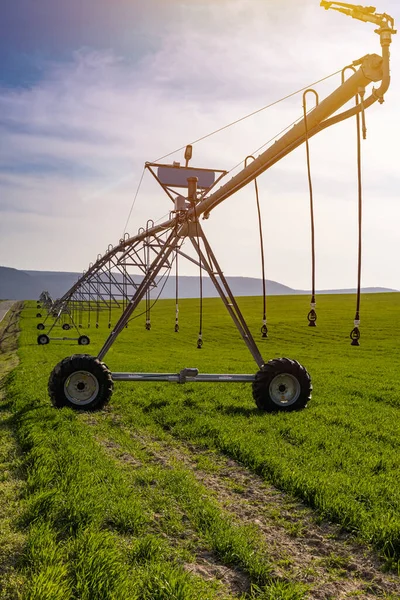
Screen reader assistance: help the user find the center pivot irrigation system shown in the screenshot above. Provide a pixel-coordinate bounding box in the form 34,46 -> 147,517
46,2 -> 395,412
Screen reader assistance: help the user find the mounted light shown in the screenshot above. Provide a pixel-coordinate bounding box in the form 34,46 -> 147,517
184,144 -> 193,167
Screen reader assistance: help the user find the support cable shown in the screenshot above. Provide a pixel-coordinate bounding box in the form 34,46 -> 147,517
153,68 -> 342,163
303,90 -> 319,327
122,167 -> 145,236
350,90 -> 365,346
123,70 -> 340,238
122,67 -> 360,240
226,109 -> 312,179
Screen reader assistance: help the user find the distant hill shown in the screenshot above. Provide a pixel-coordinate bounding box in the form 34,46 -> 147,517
294,287 -> 397,295
23,271 -> 296,300
25,271 -> 82,299
0,267 -> 44,300
0,266 -> 398,301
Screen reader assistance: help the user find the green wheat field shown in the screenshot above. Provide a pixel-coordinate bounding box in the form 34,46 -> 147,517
1,293 -> 400,599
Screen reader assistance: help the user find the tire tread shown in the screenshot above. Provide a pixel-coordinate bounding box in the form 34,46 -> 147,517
253,357 -> 312,412
48,354 -> 113,411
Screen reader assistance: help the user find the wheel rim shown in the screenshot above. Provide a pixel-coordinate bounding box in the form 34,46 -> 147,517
64,371 -> 99,406
39,336 -> 48,344
269,373 -> 301,407
80,337 -> 89,345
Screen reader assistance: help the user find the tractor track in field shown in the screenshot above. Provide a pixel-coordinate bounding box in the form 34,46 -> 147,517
0,302 -> 26,596
0,301 -> 16,325
92,433 -> 252,598
85,411 -> 400,600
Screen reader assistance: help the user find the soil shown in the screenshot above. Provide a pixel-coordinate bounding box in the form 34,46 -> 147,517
86,412 -> 400,600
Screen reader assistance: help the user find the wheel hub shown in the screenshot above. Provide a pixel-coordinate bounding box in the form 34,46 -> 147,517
269,373 -> 301,406
64,371 -> 99,406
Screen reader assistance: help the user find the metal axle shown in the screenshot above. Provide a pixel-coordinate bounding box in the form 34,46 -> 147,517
112,369 -> 256,383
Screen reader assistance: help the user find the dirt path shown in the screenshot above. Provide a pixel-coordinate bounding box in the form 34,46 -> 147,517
88,413 -> 400,600
0,302 -> 25,597
0,301 -> 15,325
92,432 -> 252,599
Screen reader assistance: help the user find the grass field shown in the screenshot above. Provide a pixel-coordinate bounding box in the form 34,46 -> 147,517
1,293 -> 400,599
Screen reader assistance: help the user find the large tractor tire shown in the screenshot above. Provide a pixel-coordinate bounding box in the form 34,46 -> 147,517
253,358 -> 312,412
48,354 -> 113,411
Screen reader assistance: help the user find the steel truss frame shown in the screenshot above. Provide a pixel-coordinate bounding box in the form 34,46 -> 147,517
38,291 -> 53,311
38,226 -> 174,342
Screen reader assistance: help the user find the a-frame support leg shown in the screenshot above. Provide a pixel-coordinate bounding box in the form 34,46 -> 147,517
96,217 -> 265,377
97,225 -> 181,361
189,222 -> 265,369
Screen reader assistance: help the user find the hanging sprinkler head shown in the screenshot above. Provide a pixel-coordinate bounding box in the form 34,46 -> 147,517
350,317 -> 361,346
350,327 -> 360,346
261,320 -> 268,339
308,303 -> 317,327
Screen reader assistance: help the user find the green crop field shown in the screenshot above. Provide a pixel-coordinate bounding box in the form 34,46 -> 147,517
1,294 -> 400,599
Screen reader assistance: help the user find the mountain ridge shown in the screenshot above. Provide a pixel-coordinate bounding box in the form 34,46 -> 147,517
0,266 -> 398,300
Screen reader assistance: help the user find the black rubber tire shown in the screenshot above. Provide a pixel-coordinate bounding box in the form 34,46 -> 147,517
252,357 -> 312,412
62,323 -> 71,331
48,354 -> 113,410
37,323 -> 45,330
36,313 -> 42,318
37,334 -> 50,345
78,335 -> 90,346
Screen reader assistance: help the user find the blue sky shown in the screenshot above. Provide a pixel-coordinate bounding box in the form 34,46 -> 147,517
0,0 -> 169,86
1,0 -> 399,290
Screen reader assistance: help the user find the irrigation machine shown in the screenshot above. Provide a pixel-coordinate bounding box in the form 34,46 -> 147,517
46,2 -> 396,411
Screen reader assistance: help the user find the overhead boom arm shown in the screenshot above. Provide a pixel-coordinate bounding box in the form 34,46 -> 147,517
196,54 -> 385,218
